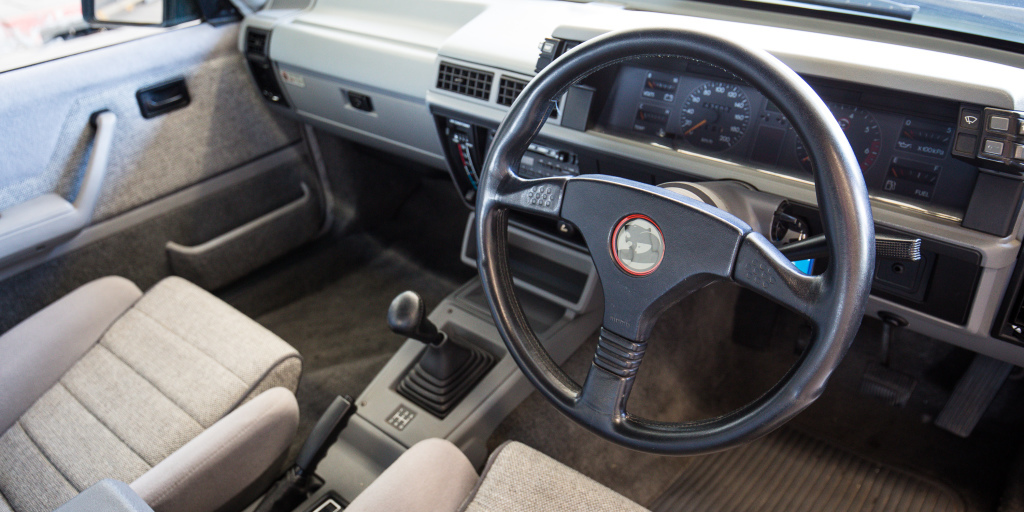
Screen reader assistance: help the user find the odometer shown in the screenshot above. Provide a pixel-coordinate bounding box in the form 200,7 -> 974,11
679,82 -> 751,152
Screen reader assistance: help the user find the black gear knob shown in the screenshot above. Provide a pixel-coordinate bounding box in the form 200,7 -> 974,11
387,291 -> 445,345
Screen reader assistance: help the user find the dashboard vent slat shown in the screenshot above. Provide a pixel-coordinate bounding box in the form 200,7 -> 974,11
245,28 -> 269,58
497,76 -> 527,107
437,62 -> 493,101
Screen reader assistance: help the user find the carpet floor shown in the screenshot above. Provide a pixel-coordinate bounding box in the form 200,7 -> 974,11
488,282 -> 1024,510
254,246 -> 462,460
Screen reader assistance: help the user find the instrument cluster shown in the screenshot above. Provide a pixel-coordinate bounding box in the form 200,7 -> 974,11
596,61 -> 978,216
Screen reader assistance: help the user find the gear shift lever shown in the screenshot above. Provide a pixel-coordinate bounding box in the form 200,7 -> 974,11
387,291 -> 494,418
388,291 -> 445,345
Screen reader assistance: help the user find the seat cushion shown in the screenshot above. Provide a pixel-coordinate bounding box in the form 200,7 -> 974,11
0,276 -> 302,512
460,441 -> 649,512
0,276 -> 143,436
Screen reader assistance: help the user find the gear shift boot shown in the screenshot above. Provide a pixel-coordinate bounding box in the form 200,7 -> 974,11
417,339 -> 472,380
388,291 -> 494,418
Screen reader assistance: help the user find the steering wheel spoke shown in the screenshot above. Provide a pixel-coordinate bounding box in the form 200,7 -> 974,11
578,356 -> 638,421
733,233 -> 828,327
493,173 -> 570,218
572,328 -> 648,430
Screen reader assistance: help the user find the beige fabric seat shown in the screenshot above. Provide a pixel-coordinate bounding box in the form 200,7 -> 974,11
345,439 -> 648,512
0,276 -> 302,512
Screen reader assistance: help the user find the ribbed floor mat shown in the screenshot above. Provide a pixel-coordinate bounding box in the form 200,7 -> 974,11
652,429 -> 966,512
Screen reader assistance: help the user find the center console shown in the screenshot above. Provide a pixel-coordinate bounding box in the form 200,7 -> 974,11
277,211 -> 602,510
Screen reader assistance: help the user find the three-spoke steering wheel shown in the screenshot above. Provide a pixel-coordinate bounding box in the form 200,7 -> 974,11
476,28 -> 875,455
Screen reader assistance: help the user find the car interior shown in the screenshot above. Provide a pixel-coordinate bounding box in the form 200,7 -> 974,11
2,0 -> 1024,511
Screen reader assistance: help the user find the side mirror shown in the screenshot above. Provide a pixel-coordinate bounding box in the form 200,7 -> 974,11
82,0 -> 205,27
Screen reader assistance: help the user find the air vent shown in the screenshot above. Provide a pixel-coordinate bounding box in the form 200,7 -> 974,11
497,76 -> 527,107
437,62 -> 493,101
245,28 -> 269,58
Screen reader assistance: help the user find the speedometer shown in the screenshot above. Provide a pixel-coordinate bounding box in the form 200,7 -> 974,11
796,104 -> 881,173
679,82 -> 751,152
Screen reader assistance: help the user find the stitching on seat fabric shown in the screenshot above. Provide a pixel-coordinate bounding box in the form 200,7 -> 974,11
224,354 -> 303,417
14,421 -> 80,492
130,307 -> 251,386
91,344 -> 207,429
56,382 -> 153,469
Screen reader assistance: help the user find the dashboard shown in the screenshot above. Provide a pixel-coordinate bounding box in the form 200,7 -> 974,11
241,0 -> 1024,367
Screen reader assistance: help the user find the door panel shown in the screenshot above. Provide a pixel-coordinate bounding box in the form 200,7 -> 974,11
0,23 -> 301,221
0,22 -> 326,329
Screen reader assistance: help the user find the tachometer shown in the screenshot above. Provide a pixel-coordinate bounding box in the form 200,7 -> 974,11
796,104 -> 881,173
679,82 -> 751,152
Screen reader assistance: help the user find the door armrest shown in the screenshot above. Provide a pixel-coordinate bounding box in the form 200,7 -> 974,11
0,111 -> 116,268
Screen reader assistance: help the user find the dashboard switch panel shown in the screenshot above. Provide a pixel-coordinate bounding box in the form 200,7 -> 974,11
973,107 -> 1024,169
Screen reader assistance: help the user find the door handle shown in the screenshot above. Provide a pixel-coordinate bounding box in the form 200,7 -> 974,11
144,94 -> 185,109
136,77 -> 190,118
73,110 -> 117,219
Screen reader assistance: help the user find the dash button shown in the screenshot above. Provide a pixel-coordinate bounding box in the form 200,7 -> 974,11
990,115 -> 1011,132
984,139 -> 1006,156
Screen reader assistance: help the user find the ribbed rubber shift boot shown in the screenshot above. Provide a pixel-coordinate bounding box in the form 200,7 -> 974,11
397,342 -> 494,418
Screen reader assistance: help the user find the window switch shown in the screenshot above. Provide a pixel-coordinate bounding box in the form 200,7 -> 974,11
347,91 -> 373,112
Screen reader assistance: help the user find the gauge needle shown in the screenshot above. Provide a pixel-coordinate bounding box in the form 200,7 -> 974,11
684,119 -> 708,136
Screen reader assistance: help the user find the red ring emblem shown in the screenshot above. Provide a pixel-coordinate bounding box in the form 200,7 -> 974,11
611,214 -> 665,276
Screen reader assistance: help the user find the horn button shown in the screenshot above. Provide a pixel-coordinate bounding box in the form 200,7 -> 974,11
612,214 -> 665,276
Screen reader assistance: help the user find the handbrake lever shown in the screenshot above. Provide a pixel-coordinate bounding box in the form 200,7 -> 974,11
779,234 -> 922,262
295,395 -> 356,477
254,395 -> 356,512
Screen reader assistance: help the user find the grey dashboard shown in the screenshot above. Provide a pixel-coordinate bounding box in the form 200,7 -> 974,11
241,0 -> 1024,366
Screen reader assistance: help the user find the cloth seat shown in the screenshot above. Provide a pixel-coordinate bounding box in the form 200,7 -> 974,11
0,276 -> 302,512
345,439 -> 648,512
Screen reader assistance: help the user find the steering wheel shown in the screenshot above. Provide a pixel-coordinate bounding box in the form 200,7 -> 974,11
476,28 -> 874,455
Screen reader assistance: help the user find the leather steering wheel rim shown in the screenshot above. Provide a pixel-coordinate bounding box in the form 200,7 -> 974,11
475,28 -> 875,455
